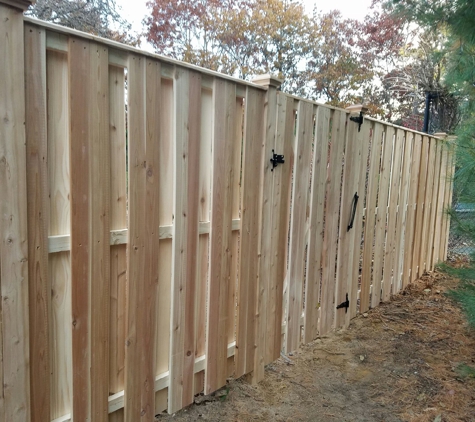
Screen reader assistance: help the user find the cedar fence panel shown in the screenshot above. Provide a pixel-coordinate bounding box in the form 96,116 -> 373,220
0,6 -> 455,420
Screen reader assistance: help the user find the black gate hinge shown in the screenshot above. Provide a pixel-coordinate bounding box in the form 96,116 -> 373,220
270,149 -> 285,171
336,294 -> 349,313
349,112 -> 364,132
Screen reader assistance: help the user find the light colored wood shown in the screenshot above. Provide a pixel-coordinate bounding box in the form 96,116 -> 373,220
347,119 -> 371,321
402,135 -> 422,287
393,131 -> 413,293
412,136 -> 430,281
433,144 -> 448,264
206,80 -> 236,392
154,77 -> 173,415
0,5 -> 31,419
381,128 -> 403,301
124,53 -> 148,421
252,79 -> 279,383
46,49 -> 72,420
334,113 -> 364,327
24,23 -> 50,422
286,101 -> 314,352
268,93 -> 294,360
320,110 -> 346,333
168,68 -> 202,412
442,146 -> 455,261
419,137 -> 436,275
89,41 -> 111,421
182,70 -> 201,408
68,37 -> 91,422
360,123 -> 384,312
427,141 -> 442,270
235,87 -> 265,376
304,106 -> 330,342
0,0 -> 33,11
371,127 -> 393,308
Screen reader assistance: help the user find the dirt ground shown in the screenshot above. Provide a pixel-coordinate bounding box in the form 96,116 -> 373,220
156,267 -> 475,422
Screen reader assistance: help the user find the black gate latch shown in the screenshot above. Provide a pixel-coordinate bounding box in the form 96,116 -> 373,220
336,294 -> 349,313
349,112 -> 364,132
270,149 -> 285,171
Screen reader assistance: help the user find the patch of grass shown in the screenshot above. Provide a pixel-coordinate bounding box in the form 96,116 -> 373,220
456,363 -> 475,379
439,262 -> 475,328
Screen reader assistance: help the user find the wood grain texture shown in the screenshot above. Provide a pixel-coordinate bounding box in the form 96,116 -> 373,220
124,54 -> 148,421
347,120 -> 371,322
268,93 -> 294,360
393,131 -> 413,293
371,127 -> 393,308
68,37 -> 91,422
235,88 -> 265,376
419,137 -> 436,275
89,41 -> 111,422
334,114 -> 365,327
411,136 -> 430,281
427,141 -> 442,270
24,23 -> 50,422
401,135 -> 422,288
109,65 -> 127,399
433,144 -> 448,265
304,106 -> 330,342
381,128 -> 403,302
0,5 -> 30,420
46,49 -> 72,420
168,68 -> 201,412
360,123 -> 383,312
320,110 -> 346,333
286,101 -> 314,352
206,79 -> 236,392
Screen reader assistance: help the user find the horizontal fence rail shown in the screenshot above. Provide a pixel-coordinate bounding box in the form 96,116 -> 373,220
0,3 -> 454,421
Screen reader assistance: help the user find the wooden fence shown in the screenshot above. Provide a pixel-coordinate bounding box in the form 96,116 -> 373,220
0,2 -> 454,421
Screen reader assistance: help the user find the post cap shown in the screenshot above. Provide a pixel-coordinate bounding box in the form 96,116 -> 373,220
345,104 -> 369,114
0,0 -> 34,11
252,74 -> 283,89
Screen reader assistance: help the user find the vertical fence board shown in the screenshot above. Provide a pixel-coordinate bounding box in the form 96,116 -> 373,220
0,5 -> 31,420
235,88 -> 265,376
304,107 -> 330,343
412,136 -> 430,281
427,141 -> 442,270
89,42 -> 111,421
47,49 -> 72,420
371,127 -> 393,308
393,132 -> 413,293
124,54 -> 149,421
154,78 -> 174,412
109,64 -> 127,409
402,135 -> 422,287
442,147 -> 455,261
252,81 -> 277,383
68,37 -> 91,421
286,101 -> 314,352
433,144 -> 448,265
360,123 -> 384,312
348,120 -> 371,321
25,24 -> 50,422
168,69 -> 201,412
381,128 -> 402,302
335,114 -> 364,327
419,137 -> 436,275
206,80 -> 236,392
320,110 -> 346,333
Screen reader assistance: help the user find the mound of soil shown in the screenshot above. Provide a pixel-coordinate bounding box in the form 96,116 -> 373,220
157,268 -> 475,422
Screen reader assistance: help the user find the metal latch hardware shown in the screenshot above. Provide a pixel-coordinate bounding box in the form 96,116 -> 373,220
336,294 -> 349,313
349,112 -> 364,132
270,149 -> 285,171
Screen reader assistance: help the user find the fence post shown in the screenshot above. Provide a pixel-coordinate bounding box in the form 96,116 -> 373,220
251,74 -> 282,384
0,0 -> 33,420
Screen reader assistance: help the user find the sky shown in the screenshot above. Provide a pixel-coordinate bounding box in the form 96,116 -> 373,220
117,0 -> 375,36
